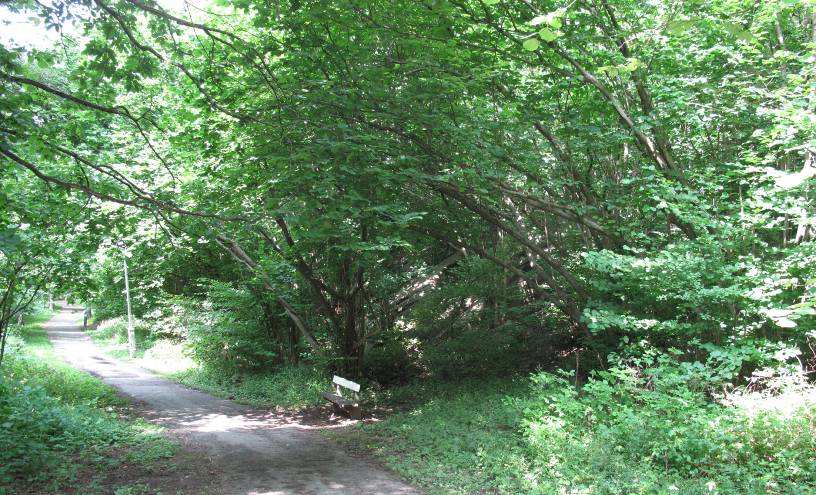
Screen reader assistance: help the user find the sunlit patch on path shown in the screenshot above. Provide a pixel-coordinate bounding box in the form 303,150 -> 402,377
44,309 -> 420,495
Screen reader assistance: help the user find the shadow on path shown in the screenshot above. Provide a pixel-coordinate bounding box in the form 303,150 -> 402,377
44,310 -> 420,495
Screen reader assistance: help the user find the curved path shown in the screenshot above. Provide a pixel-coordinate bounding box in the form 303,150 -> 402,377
44,309 -> 420,495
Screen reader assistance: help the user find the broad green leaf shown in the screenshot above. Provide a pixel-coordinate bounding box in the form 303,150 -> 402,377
622,58 -> 642,73
666,19 -> 694,34
538,28 -> 559,42
523,38 -> 541,51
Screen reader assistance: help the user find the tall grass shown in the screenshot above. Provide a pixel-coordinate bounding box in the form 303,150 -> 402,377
0,317 -> 176,493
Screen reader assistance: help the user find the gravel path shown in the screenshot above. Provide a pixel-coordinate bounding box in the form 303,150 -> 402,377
44,309 -> 420,495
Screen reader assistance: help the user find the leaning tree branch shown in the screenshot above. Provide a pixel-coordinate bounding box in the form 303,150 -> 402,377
211,233 -> 325,356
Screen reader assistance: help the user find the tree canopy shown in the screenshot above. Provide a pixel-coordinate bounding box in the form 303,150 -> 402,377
1,0 -> 815,377
3,0 -> 816,492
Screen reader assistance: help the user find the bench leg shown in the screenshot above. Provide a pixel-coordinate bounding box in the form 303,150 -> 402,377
346,405 -> 362,420
329,403 -> 361,419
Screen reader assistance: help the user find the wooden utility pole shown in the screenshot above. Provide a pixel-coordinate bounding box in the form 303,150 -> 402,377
123,255 -> 136,358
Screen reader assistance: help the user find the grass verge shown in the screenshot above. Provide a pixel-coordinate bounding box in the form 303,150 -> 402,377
84,316 -> 816,494
0,312 -> 188,494
327,372 -> 816,495
172,365 -> 326,409
88,317 -> 328,410
326,378 -> 534,494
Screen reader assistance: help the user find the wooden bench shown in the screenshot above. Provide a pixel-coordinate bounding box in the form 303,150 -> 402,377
321,375 -> 362,419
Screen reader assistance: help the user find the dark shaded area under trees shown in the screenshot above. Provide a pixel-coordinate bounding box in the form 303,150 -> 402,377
2,0 -> 816,491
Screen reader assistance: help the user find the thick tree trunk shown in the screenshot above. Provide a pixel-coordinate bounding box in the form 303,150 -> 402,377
339,300 -> 365,377
336,253 -> 367,377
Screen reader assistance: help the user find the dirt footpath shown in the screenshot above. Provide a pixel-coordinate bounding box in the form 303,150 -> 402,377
44,310 -> 420,495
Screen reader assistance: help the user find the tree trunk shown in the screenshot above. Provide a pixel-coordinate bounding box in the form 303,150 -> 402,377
339,299 -> 365,377
0,320 -> 9,367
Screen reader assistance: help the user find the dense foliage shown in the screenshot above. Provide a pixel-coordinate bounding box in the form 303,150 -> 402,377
0,311 -> 178,493
2,0 -> 816,492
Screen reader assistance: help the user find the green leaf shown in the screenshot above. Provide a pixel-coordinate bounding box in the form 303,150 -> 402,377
735,30 -> 754,42
666,19 -> 695,34
538,28 -> 558,42
621,57 -> 642,73
523,38 -> 541,51
723,22 -> 742,35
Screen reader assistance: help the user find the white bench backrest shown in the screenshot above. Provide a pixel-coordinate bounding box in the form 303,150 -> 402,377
333,375 -> 361,393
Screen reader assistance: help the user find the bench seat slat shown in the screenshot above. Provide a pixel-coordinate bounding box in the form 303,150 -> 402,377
321,392 -> 357,407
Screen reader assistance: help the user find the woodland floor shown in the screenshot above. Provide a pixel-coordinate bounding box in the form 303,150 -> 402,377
43,309 -> 420,495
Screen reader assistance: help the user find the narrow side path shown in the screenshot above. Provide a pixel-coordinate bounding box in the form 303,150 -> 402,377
44,309 -> 420,495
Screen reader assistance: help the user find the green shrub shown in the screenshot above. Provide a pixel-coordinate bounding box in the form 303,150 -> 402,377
139,338 -> 195,374
424,328 -> 526,379
331,378 -> 535,494
93,291 -> 286,374
363,334 -> 422,386
91,316 -> 128,339
187,317 -> 278,373
0,379 -> 121,484
177,282 -> 288,373
89,317 -> 156,360
3,351 -> 125,409
139,297 -> 201,341
521,355 -> 816,494
335,355 -> 816,495
0,326 -> 176,491
174,364 -> 327,409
